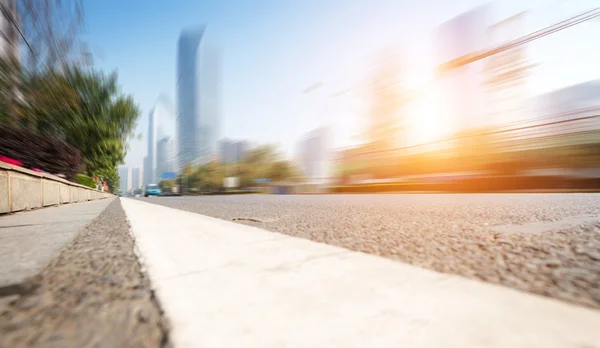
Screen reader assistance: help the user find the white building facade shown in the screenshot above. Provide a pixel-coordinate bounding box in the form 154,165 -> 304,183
132,166 -> 141,190
296,127 -> 332,184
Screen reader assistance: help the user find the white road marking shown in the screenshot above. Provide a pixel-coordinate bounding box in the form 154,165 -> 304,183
492,215 -> 600,235
121,198 -> 600,348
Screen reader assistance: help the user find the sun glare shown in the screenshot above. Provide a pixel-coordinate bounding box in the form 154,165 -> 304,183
402,59 -> 450,147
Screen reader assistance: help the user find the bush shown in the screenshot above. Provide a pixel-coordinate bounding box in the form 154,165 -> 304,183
75,173 -> 95,188
0,124 -> 81,180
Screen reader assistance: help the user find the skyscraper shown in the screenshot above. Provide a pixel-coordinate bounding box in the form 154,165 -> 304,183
142,156 -> 149,187
118,166 -> 130,194
156,136 -> 175,180
435,5 -> 491,133
145,108 -> 157,185
132,166 -> 141,190
296,127 -> 332,184
219,139 -> 248,164
177,26 -> 220,169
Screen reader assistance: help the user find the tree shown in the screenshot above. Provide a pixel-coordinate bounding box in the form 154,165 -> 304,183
0,0 -> 85,126
177,164 -> 194,193
159,179 -> 175,191
21,66 -> 140,178
99,166 -> 119,194
17,0 -> 85,72
267,160 -> 297,182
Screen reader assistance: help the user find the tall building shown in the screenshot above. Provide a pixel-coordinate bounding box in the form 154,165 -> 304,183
145,109 -> 157,185
525,79 -> 600,139
435,5 -> 492,133
132,166 -> 141,190
118,166 -> 130,194
156,136 -> 175,180
296,127 -> 332,184
142,156 -> 149,186
219,139 -> 248,163
177,26 -> 220,169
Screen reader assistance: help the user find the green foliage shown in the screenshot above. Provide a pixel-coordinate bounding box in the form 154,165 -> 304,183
159,179 -> 176,190
75,173 -> 95,188
176,145 -> 300,194
133,188 -> 143,195
98,167 -> 119,194
235,145 -> 300,184
20,66 -> 140,181
266,160 -> 296,182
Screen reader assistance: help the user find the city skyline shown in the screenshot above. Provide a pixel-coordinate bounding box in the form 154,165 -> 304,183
82,0 -> 600,170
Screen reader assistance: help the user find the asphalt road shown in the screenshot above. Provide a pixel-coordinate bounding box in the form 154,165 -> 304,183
136,193 -> 600,308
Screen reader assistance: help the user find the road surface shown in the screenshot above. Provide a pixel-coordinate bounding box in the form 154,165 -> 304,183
137,193 -> 600,308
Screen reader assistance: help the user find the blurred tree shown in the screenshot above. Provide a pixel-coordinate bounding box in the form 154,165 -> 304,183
21,66 -> 140,179
177,164 -> 194,193
267,160 -> 297,182
159,179 -> 175,190
99,166 -> 119,194
0,1 -> 139,190
243,145 -> 278,167
17,0 -> 85,72
0,0 -> 85,126
176,145 -> 300,193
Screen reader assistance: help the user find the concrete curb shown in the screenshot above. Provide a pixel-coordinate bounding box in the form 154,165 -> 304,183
0,162 -> 112,214
121,198 -> 600,348
0,198 -> 115,294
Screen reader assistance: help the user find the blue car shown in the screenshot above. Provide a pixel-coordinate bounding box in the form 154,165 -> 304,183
144,184 -> 162,197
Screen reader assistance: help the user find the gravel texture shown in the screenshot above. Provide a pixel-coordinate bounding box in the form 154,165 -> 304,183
138,193 -> 600,309
0,199 -> 169,348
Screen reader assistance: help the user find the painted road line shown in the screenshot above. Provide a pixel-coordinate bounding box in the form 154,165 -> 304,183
121,198 -> 600,348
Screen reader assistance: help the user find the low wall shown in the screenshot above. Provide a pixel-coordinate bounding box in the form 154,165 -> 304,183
0,162 -> 112,214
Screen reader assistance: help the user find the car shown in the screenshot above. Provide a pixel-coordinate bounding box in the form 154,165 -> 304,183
144,184 -> 162,197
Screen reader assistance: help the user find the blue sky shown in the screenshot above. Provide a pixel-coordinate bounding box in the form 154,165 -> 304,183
83,0 -> 600,169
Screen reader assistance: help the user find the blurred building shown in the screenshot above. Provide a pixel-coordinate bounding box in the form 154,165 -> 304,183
296,127 -> 332,184
142,156 -> 149,186
131,166 -> 141,190
118,166 -> 130,194
435,5 -> 492,133
484,12 -> 531,128
145,109 -> 157,185
219,139 -> 248,163
520,79 -> 600,144
156,136 -> 175,180
532,80 -> 600,118
177,27 -> 220,168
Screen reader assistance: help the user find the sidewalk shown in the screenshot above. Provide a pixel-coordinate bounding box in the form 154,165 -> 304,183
0,198 -> 114,295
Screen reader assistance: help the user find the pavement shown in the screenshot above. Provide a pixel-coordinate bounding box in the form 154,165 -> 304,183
122,197 -> 600,348
0,199 -> 168,347
0,198 -> 114,295
136,193 -> 600,308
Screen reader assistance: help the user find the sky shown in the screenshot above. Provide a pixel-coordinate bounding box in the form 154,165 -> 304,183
82,0 -> 600,170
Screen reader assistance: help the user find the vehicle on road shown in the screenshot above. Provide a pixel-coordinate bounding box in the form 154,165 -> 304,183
144,184 -> 162,197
